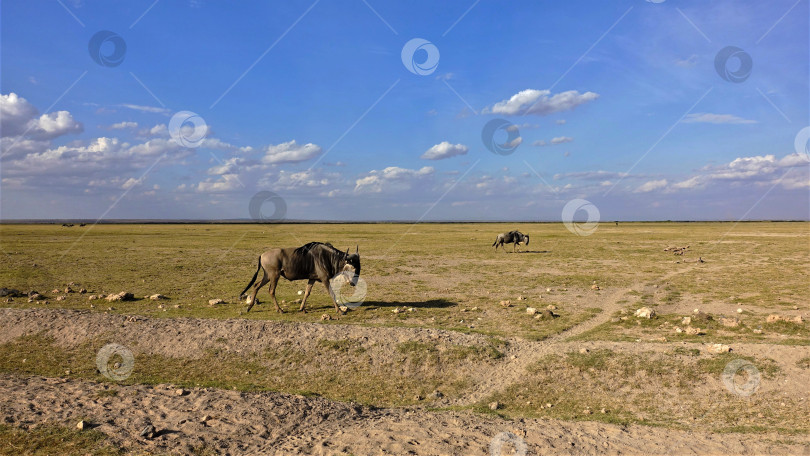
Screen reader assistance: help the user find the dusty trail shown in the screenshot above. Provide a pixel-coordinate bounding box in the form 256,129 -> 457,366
2,374 -> 806,456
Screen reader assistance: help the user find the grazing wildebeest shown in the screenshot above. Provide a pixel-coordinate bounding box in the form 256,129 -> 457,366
492,230 -> 530,252
239,242 -> 361,314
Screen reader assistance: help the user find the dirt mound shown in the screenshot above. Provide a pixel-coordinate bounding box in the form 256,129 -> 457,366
2,374 -> 805,455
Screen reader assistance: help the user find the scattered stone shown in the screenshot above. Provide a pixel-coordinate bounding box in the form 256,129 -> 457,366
175,388 -> 186,396
430,390 -> 443,399
793,316 -> 804,324
693,308 -> 700,314
579,348 -> 589,354
737,308 -> 743,314
685,326 -> 703,336
64,287 -> 73,293
208,298 -> 224,306
393,308 -> 402,314
106,292 -> 134,302
707,343 -> 731,354
149,294 -> 167,300
546,288 -> 552,292
499,300 -> 511,307
681,317 -> 692,325
546,304 -> 556,310
600,408 -> 607,414
158,304 -> 164,309
583,408 -> 593,415
407,307 -> 415,312
173,304 -> 181,309
489,401 -> 500,411
470,307 -> 479,311
517,296 -> 526,301
720,317 -> 740,328
140,424 -> 156,439
79,288 -> 87,294
526,307 -> 537,315
88,295 -> 97,301
297,290 -> 304,295
76,420 -> 86,430
200,415 -> 210,423
51,289 -> 60,294
535,309 -> 558,320
320,314 -> 332,321
634,307 -> 655,319
65,369 -> 71,375
591,284 -> 600,290
793,306 -> 799,310
753,329 -> 763,334
674,327 -> 683,334
106,307 -> 115,311
56,295 -> 66,301
338,306 -> 348,313
546,403 -> 553,408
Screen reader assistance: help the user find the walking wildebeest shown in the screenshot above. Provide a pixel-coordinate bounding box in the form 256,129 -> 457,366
492,230 -> 530,252
239,242 -> 361,314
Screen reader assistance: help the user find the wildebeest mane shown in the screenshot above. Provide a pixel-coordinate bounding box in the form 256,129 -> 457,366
288,242 -> 345,278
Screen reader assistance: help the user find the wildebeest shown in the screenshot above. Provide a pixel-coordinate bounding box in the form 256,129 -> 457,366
492,230 -> 530,252
239,242 -> 361,314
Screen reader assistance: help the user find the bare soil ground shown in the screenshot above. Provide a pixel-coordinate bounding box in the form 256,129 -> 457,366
1,307 -> 809,455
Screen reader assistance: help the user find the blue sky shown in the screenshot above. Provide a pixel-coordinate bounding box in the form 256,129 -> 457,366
1,0 -> 808,221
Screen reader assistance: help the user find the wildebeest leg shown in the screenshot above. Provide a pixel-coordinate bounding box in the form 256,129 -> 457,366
246,272 -> 270,313
323,281 -> 344,315
266,272 -> 283,313
298,279 -> 315,312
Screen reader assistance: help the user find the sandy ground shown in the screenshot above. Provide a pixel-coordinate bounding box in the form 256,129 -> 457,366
3,374 -> 809,456
2,307 -> 810,455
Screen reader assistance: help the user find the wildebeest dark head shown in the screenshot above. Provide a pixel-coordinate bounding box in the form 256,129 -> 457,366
342,245 -> 361,286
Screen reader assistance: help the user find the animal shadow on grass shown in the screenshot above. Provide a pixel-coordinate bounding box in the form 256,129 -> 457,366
509,250 -> 551,254
362,299 -> 456,310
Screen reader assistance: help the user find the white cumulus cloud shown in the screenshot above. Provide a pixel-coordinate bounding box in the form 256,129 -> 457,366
421,141 -> 469,160
482,89 -> 599,116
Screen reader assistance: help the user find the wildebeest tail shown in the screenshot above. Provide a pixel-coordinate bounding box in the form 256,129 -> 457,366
492,236 -> 498,247
239,256 -> 262,298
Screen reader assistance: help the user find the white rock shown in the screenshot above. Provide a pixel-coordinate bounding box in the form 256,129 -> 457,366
634,307 -> 655,319
526,307 -> 537,315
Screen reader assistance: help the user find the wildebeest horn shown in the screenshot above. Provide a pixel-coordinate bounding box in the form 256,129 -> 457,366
355,244 -> 359,254
345,247 -> 349,256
